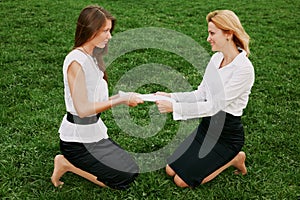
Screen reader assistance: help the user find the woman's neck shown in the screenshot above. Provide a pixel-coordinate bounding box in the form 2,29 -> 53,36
81,45 -> 93,56
220,46 -> 240,68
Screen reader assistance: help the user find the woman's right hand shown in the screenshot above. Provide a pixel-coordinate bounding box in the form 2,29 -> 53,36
122,93 -> 144,107
155,91 -> 171,97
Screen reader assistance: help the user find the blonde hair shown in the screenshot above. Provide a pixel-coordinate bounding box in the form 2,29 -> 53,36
206,10 -> 250,56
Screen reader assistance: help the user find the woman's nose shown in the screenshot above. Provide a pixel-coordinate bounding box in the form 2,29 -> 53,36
107,31 -> 112,39
207,35 -> 210,42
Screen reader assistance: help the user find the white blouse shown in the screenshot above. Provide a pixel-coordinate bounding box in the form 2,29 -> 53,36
59,49 -> 109,143
171,50 -> 254,120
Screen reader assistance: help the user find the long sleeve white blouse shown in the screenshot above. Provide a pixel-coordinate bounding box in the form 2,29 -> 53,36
171,50 -> 254,120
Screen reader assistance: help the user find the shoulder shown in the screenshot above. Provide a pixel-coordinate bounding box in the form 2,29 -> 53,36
64,49 -> 88,67
63,49 -> 89,75
233,52 -> 255,81
234,51 -> 254,69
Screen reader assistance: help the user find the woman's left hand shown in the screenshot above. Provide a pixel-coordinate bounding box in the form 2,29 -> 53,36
156,100 -> 173,113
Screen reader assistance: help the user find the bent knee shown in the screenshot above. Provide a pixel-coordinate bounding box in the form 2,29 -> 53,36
174,175 -> 189,188
107,172 -> 138,190
166,165 -> 176,177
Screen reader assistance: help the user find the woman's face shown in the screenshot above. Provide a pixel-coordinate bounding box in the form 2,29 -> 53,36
92,19 -> 112,48
207,22 -> 228,52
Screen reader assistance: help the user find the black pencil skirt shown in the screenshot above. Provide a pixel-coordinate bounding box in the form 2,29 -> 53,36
60,138 -> 139,190
167,111 -> 245,187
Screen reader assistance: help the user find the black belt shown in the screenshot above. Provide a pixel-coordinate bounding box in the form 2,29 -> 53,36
66,112 -> 101,125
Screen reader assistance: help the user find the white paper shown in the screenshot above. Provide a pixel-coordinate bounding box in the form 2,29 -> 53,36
137,94 -> 176,103
118,91 -> 175,103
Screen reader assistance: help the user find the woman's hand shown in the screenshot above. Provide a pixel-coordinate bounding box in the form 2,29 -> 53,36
122,93 -> 144,107
156,100 -> 173,113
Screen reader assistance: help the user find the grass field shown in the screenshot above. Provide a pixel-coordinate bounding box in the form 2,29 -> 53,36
1,0 -> 299,199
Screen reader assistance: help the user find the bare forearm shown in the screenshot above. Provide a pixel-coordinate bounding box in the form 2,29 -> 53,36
109,94 -> 120,100
75,98 -> 124,118
76,95 -> 140,118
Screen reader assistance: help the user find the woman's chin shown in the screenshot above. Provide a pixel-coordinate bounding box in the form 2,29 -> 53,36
97,44 -> 106,49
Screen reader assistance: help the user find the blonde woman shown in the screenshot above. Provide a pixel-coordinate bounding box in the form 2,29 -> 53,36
156,10 -> 254,188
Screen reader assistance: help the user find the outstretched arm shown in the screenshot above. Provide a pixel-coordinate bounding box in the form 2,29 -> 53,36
67,61 -> 143,118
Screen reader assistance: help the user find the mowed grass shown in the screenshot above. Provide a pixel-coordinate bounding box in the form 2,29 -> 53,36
1,0 -> 299,199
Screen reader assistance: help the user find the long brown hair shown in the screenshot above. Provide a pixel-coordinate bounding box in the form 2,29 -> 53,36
74,5 -> 115,82
206,10 -> 250,56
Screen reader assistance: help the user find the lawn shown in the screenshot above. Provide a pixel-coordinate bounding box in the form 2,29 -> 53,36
1,0 -> 299,199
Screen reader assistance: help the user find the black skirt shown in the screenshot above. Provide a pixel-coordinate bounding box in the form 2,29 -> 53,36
167,111 -> 244,187
60,138 -> 139,190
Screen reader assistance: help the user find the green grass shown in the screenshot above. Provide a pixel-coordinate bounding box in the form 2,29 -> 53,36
1,0 -> 299,199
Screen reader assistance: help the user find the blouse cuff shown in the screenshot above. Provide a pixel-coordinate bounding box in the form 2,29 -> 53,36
172,103 -> 187,120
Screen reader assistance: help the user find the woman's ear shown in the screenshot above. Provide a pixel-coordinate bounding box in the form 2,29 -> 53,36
226,31 -> 234,40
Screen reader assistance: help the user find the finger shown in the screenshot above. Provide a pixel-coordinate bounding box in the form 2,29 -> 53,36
159,100 -> 168,104
137,97 -> 143,101
159,108 -> 166,113
155,92 -> 169,97
157,105 -> 165,113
